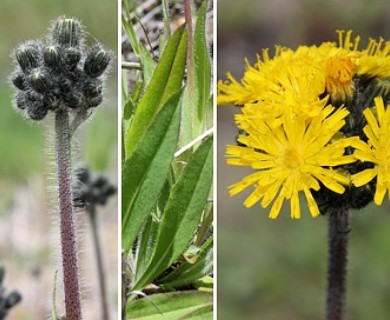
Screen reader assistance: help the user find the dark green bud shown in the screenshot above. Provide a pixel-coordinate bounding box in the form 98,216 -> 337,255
84,78 -> 102,97
89,95 -> 103,108
84,45 -> 111,78
26,99 -> 47,120
59,78 -> 73,93
44,93 -> 60,110
11,71 -> 27,91
44,46 -> 61,68
15,92 -> 26,110
64,91 -> 83,108
15,43 -> 40,71
29,68 -> 50,93
52,17 -> 82,47
64,47 -> 81,69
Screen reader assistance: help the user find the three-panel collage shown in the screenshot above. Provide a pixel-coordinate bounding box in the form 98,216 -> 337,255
1,1 -> 390,319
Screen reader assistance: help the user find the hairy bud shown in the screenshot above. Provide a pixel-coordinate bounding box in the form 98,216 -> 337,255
10,16 -> 111,120
11,71 -> 27,91
15,42 -> 40,71
52,17 -> 81,47
84,45 -> 111,78
44,46 -> 61,68
29,68 -> 50,93
64,47 -> 81,69
64,91 -> 83,108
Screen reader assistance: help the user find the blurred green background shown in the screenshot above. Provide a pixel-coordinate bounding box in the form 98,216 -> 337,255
218,0 -> 390,319
0,1 -> 118,319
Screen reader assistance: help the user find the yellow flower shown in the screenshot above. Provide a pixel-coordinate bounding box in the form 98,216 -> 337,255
219,30 -> 390,218
227,106 -> 356,219
218,30 -> 390,109
218,46 -> 330,121
351,97 -> 390,205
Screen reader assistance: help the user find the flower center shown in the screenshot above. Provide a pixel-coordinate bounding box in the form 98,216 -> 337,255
282,147 -> 303,169
325,57 -> 354,102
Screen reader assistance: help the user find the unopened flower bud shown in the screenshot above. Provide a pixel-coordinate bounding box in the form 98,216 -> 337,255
29,68 -> 50,93
15,92 -> 26,110
4,291 -> 22,308
84,78 -> 102,97
59,78 -> 73,93
44,46 -> 61,68
89,95 -> 103,108
26,99 -> 48,120
52,17 -> 81,47
44,93 -> 60,110
64,91 -> 83,108
11,71 -> 27,90
15,43 -> 40,71
84,46 -> 111,78
64,47 -> 81,69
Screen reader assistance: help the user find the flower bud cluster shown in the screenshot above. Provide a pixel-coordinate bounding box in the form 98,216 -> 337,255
11,17 -> 112,121
73,166 -> 116,211
0,266 -> 22,319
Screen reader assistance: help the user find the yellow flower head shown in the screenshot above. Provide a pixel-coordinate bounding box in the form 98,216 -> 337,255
219,30 -> 390,218
227,106 -> 356,219
352,97 -> 390,205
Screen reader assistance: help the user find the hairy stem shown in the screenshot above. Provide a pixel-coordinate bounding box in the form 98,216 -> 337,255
55,110 -> 82,320
326,211 -> 349,320
88,206 -> 110,320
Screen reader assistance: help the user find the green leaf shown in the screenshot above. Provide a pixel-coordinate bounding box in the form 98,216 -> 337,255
178,304 -> 213,320
140,45 -> 157,86
122,14 -> 141,58
134,215 -> 160,281
125,25 -> 187,158
127,291 -> 213,320
193,275 -> 213,293
159,237 -> 213,289
122,10 -> 155,79
179,1 -> 212,148
122,90 -> 182,252
133,136 -> 213,290
194,0 -> 211,122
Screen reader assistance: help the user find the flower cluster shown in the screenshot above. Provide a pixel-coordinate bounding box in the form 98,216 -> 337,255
218,31 -> 390,218
73,166 -> 116,211
0,266 -> 21,319
11,17 -> 111,121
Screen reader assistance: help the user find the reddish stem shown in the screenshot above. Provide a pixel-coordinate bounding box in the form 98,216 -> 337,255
55,110 -> 82,320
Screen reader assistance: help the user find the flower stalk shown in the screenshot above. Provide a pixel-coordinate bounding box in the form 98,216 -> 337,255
10,16 -> 111,319
72,167 -> 116,320
326,212 -> 349,320
55,109 -> 82,320
89,205 -> 109,320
